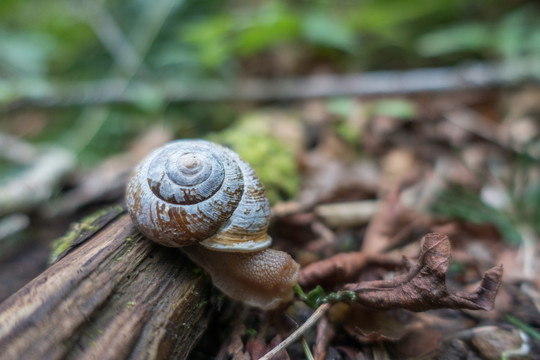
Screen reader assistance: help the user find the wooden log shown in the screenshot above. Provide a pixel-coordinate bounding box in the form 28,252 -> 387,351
0,208 -> 211,360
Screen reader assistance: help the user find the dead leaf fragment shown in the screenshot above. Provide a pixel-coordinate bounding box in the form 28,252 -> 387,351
299,252 -> 400,288
314,315 -> 335,360
344,233 -> 503,312
342,305 -> 414,342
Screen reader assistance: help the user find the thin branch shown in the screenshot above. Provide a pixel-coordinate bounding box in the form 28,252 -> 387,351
3,59 -> 540,111
0,147 -> 76,217
65,0 -> 180,153
260,303 -> 331,360
81,0 -> 145,75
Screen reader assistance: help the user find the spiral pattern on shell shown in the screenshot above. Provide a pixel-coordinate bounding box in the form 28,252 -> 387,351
126,140 -> 271,251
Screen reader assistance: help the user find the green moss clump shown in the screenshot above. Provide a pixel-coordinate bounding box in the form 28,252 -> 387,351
48,207 -> 111,264
126,301 -> 136,309
208,119 -> 300,205
49,230 -> 80,265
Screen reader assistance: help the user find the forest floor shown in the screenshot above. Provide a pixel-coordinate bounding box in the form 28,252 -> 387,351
1,85 -> 540,359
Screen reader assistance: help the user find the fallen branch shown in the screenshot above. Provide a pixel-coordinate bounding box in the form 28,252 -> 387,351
0,137 -> 76,217
3,60 -> 539,110
314,200 -> 379,228
0,209 -> 211,360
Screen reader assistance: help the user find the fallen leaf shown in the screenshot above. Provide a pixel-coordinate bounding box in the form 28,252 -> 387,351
299,252 -> 400,288
342,305 -> 414,342
314,315 -> 335,360
344,233 -> 503,311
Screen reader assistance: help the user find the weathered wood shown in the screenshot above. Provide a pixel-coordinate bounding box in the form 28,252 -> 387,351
0,210 -> 211,360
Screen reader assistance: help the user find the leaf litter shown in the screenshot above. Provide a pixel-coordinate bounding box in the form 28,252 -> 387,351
3,89 -> 540,359
195,90 -> 540,359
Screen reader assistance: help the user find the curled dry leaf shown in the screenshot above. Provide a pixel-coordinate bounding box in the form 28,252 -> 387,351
313,315 -> 335,360
344,233 -> 503,312
299,252 -> 401,288
361,185 -> 416,254
300,252 -> 369,288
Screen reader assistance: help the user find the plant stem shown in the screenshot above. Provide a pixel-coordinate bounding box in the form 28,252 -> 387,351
260,303 -> 330,360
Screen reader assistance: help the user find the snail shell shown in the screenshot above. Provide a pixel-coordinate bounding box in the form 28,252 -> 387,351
126,139 -> 271,252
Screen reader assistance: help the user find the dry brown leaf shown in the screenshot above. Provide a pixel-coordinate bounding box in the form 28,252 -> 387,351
299,252 -> 400,288
342,305 -> 414,343
216,324 -> 250,360
391,322 -> 442,358
334,345 -> 364,360
344,233 -> 503,311
313,315 -> 335,360
361,186 -> 414,254
246,336 -> 267,360
266,335 -> 289,360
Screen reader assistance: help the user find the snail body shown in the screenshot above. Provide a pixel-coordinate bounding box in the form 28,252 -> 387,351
126,139 -> 299,309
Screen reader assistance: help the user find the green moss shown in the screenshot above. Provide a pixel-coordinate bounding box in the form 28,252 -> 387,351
126,301 -> 136,309
371,99 -> 417,119
245,328 -> 257,337
49,229 -> 79,264
208,117 -> 300,205
48,207 -> 115,264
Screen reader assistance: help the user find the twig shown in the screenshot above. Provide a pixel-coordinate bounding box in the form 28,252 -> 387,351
0,147 -> 76,216
260,303 -> 331,360
66,0 -> 179,153
3,59 -> 540,111
314,200 -> 379,228
0,214 -> 29,241
0,132 -> 38,165
81,0 -> 145,76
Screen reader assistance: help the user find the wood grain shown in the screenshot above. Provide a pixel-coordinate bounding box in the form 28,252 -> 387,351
0,212 -> 211,360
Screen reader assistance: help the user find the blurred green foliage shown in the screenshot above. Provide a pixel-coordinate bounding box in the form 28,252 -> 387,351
431,185 -> 523,244
431,152 -> 540,244
0,0 -> 537,169
417,4 -> 540,62
1,0 -> 534,81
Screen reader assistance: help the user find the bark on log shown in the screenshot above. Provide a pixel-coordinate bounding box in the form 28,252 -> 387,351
0,208 -> 211,360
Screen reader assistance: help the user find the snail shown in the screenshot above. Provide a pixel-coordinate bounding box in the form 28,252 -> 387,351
126,139 -> 300,310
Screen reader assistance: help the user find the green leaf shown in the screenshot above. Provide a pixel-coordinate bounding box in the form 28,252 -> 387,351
506,314 -> 540,341
305,285 -> 327,309
236,3 -> 300,55
294,284 -> 328,309
430,185 -> 522,244
326,97 -> 354,118
301,11 -> 356,53
417,22 -> 492,57
181,16 -> 234,69
372,99 -> 416,119
0,29 -> 58,75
